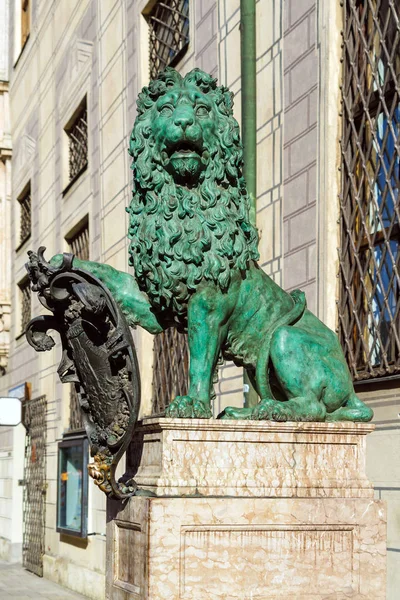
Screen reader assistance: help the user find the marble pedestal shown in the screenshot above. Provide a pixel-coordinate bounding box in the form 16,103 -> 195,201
106,419 -> 386,599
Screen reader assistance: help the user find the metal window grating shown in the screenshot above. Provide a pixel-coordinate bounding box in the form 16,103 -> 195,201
148,0 -> 189,80
69,385 -> 83,431
18,186 -> 31,247
152,327 -> 189,414
22,394 -> 46,577
67,103 -> 88,182
20,279 -> 31,333
339,0 -> 400,381
68,221 -> 89,430
68,221 -> 89,261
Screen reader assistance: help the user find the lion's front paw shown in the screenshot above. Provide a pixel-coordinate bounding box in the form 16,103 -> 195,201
251,399 -> 289,422
166,396 -> 212,419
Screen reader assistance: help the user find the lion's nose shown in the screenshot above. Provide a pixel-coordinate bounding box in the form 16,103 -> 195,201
174,112 -> 194,130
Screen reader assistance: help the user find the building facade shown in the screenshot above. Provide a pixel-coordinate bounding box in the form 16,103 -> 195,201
0,0 -> 398,599
0,0 -> 16,564
0,0 -> 11,374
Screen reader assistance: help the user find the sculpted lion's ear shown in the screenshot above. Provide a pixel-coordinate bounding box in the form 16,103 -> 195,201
136,68 -> 183,115
184,68 -> 217,93
136,89 -> 153,116
183,69 -> 234,116
221,87 -> 234,114
156,68 -> 182,88
215,86 -> 234,117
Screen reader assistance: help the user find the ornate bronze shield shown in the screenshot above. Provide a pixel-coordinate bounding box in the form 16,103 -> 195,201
25,248 -> 140,500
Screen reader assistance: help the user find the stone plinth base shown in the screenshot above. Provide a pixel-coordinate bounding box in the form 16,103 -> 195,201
131,419 -> 375,498
106,419 -> 386,599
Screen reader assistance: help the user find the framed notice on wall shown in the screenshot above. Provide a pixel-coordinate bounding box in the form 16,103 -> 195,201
57,432 -> 88,538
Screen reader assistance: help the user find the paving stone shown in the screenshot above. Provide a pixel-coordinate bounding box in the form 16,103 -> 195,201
0,561 -> 89,599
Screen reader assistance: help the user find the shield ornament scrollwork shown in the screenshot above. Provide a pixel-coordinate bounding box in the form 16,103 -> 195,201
25,247 -> 141,499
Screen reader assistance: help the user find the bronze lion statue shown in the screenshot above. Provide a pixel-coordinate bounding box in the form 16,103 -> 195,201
51,67 -> 372,423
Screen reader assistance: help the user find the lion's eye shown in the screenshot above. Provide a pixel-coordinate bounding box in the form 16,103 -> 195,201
160,105 -> 173,117
196,105 -> 210,117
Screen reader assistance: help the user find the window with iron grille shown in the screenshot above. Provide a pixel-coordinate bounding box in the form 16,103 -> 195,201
66,99 -> 88,184
19,278 -> 31,334
339,0 -> 400,381
17,183 -> 31,248
67,219 -> 89,430
152,328 -> 189,414
67,220 -> 89,262
147,0 -> 189,80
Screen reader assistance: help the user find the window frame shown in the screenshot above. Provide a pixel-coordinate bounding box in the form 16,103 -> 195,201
66,216 -> 90,262
17,276 -> 31,338
16,181 -> 31,252
152,327 -> 189,415
13,0 -> 31,67
145,0 -> 190,80
63,97 -> 89,196
56,433 -> 89,539
338,0 -> 400,382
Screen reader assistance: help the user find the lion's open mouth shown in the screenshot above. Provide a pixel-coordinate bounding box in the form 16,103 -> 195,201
166,139 -> 203,157
161,138 -> 209,183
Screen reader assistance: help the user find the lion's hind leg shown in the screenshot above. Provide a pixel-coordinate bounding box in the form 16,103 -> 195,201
326,394 -> 373,422
250,395 -> 326,422
220,394 -> 326,422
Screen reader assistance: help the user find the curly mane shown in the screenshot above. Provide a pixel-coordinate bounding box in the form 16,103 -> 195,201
127,68 -> 259,321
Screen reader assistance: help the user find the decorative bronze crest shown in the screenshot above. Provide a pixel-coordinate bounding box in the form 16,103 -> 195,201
25,247 -> 141,500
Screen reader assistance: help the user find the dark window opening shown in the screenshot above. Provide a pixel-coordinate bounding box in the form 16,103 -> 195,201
19,278 -> 31,334
17,183 -> 31,249
152,327 -> 189,415
65,99 -> 88,184
67,219 -> 89,262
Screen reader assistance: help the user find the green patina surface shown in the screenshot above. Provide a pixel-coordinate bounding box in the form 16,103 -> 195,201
51,68 -> 372,423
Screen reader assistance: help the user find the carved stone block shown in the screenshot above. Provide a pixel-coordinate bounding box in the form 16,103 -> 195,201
106,419 -> 386,599
131,418 -> 375,498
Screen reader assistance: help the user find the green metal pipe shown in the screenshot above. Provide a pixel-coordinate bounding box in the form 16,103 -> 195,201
240,0 -> 258,408
241,0 -> 257,226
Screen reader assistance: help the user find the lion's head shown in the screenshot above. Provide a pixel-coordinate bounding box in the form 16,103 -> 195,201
127,68 -> 259,322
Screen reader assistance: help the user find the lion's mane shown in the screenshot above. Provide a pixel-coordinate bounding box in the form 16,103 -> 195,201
127,68 -> 259,322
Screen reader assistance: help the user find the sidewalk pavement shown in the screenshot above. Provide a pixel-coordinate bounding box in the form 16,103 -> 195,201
0,561 -> 90,599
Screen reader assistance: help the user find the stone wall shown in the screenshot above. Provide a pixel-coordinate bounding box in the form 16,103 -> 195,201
283,0 -> 318,312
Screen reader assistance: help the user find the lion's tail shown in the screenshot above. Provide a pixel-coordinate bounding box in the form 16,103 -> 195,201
256,290 -> 307,400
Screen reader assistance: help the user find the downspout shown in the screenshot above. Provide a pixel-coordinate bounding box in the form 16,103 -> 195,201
241,0 -> 258,408
241,0 -> 257,226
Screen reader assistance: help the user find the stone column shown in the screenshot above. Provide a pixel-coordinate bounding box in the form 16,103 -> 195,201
106,419 -> 386,599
